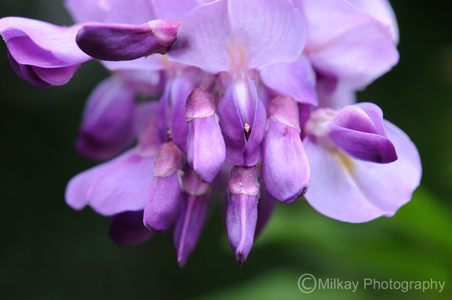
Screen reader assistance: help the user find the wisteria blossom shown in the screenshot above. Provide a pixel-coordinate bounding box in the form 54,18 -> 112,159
0,0 -> 421,267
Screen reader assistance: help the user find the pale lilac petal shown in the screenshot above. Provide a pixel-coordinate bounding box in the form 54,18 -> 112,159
301,0 -> 398,89
174,194 -> 208,267
64,0 -> 113,23
346,0 -> 399,43
263,120 -> 309,202
316,74 -> 356,108
227,0 -> 307,70
186,88 -> 226,183
77,77 -> 136,160
0,17 -> 91,66
65,150 -> 155,215
169,0 -> 306,72
152,0 -> 200,20
110,210 -> 154,245
354,102 -> 387,136
104,0 -> 156,24
76,21 -> 180,61
304,121 -> 421,222
168,0 -> 231,73
260,55 -> 318,106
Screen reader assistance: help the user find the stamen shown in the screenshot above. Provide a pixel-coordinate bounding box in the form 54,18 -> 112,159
167,129 -> 173,141
244,123 -> 250,140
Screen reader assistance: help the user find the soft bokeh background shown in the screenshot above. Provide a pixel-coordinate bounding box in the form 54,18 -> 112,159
1,1 -> 451,299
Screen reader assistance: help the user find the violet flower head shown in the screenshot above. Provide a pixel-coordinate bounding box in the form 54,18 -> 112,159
0,0 -> 423,267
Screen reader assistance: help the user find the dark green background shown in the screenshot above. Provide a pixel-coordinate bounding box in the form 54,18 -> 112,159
1,1 -> 451,299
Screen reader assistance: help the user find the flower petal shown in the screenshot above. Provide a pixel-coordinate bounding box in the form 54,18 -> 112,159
65,0 -> 113,23
0,17 -> 91,66
174,194 -> 208,267
330,105 -> 397,163
304,120 -> 421,222
260,55 -> 318,106
65,150 -> 154,215
109,210 -> 154,245
301,0 -> 398,89
227,0 -> 307,70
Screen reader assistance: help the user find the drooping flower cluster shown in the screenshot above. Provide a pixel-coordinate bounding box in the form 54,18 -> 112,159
0,0 -> 421,266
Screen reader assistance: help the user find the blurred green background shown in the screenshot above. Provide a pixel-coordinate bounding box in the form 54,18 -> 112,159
1,1 -> 451,299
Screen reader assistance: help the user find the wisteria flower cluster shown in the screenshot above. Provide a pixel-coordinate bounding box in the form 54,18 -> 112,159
0,0 -> 421,266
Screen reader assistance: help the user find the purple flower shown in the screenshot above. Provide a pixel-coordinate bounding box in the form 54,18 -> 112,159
303,103 -> 421,222
1,0 -> 423,267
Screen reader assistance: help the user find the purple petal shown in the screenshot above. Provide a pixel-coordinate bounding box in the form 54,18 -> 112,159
168,0 -> 307,72
65,150 -> 155,215
109,210 -> 154,245
104,0 -> 156,24
346,0 -> 399,43
77,77 -> 136,160
260,56 -> 317,106
174,194 -> 208,267
167,0 -> 231,73
0,17 -> 91,66
304,120 -> 421,222
17,63 -> 53,88
186,88 -> 226,182
32,65 -> 80,86
316,73 -> 357,108
301,0 -> 398,89
263,119 -> 310,203
151,0 -> 200,20
330,105 -> 397,163
65,0 -> 113,23
76,21 -> 180,61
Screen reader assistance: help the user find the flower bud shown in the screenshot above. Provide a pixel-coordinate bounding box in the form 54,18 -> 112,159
186,88 -> 226,182
262,96 -> 310,203
226,166 -> 259,266
143,141 -> 182,232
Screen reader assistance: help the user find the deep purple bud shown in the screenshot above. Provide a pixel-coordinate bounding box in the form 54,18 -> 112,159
262,96 -> 310,203
77,77 -> 136,160
174,168 -> 210,267
143,141 -> 182,232
226,166 -> 259,266
76,20 -> 180,61
186,88 -> 226,183
329,103 -> 398,163
110,211 -> 154,246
